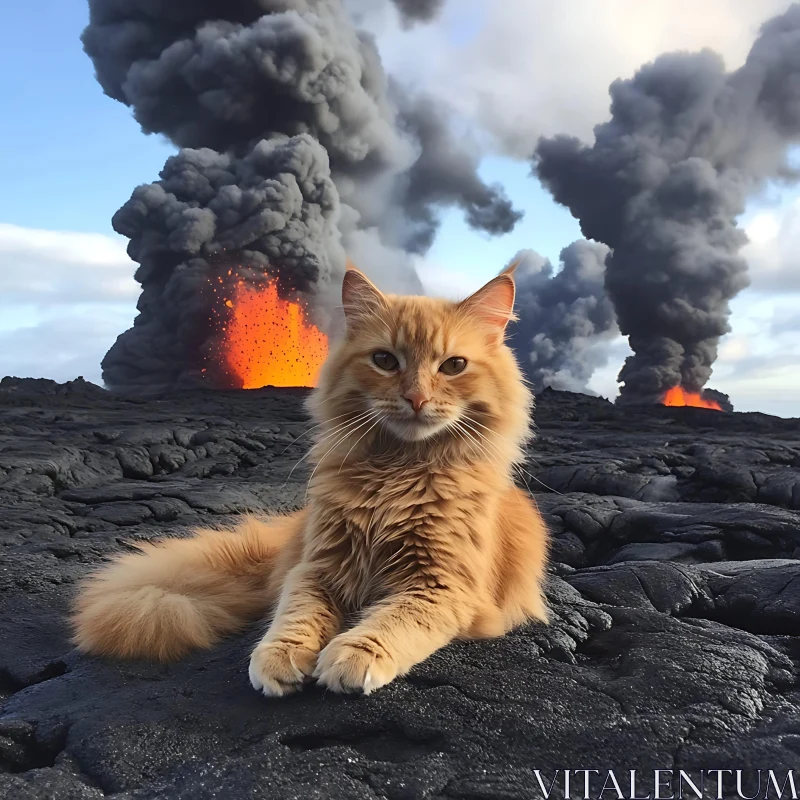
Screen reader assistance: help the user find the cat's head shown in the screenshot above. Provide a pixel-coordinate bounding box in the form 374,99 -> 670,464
308,265 -> 532,465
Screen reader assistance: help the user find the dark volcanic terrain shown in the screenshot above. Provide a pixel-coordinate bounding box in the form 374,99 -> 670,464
1,377 -> 799,799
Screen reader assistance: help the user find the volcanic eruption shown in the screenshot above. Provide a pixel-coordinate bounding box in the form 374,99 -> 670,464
207,269 -> 329,389
662,387 -> 722,411
85,0 -> 522,392
534,4 -> 800,409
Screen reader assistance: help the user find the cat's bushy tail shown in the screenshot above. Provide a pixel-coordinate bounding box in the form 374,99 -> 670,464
70,512 -> 304,663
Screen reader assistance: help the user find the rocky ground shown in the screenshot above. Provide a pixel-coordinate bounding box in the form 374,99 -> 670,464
1,376 -> 799,799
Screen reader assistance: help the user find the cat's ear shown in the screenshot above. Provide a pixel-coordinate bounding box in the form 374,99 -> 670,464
342,265 -> 386,325
458,272 -> 517,338
499,259 -> 520,278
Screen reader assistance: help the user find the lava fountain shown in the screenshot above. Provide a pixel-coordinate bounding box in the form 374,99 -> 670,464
207,270 -> 328,389
662,386 -> 723,411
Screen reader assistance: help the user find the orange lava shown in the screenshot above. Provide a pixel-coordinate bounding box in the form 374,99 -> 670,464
210,274 -> 328,388
662,386 -> 723,411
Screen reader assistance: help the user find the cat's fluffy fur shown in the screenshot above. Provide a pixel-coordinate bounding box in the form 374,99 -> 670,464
71,266 -> 550,695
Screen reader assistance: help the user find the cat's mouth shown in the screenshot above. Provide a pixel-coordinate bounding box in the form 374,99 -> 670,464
383,414 -> 450,442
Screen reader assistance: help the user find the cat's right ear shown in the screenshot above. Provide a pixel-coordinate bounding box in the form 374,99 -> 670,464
342,266 -> 386,326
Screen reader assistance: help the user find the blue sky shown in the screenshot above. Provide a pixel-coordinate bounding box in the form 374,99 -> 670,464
1,1 -> 798,417
429,157 -> 583,270
1,1 -> 174,234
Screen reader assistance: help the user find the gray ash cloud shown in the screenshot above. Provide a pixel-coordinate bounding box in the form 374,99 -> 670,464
507,240 -> 618,393
395,92 -> 524,253
704,388 -> 734,413
102,135 -> 340,392
85,0 -> 522,390
535,4 -> 800,404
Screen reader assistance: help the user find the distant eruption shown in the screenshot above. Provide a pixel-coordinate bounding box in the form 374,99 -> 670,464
87,0 -> 522,392
662,387 -> 723,411
207,270 -> 328,389
535,4 -> 800,405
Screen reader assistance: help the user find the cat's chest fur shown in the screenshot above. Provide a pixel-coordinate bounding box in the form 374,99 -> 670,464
307,459 -> 493,609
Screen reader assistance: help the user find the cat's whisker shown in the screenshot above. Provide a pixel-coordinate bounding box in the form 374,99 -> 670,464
461,415 -> 504,438
459,417 -> 535,484
446,420 -> 481,461
316,410 -> 382,448
462,414 -> 532,456
278,410 -> 361,455
458,418 -> 539,499
518,471 -> 565,496
284,413 -> 375,485
283,409 -> 377,486
461,416 -> 565,497
454,428 -> 493,473
458,418 -> 510,464
304,410 -> 383,495
453,421 -> 508,477
312,410 -> 382,466
338,415 -> 385,475
461,416 -> 533,468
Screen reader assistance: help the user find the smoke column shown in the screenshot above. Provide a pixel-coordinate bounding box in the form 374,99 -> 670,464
84,0 -> 522,391
535,4 -> 800,404
507,240 -> 617,393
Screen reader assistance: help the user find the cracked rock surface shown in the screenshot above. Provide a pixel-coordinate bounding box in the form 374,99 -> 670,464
1,377 -> 799,799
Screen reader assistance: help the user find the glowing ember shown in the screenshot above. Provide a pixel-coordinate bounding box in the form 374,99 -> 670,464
662,386 -> 723,411
209,274 -> 328,388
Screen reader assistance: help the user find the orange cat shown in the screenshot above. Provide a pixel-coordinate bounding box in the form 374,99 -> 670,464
71,266 -> 550,696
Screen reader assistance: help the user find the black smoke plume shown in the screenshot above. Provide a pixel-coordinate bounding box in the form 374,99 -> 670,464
507,240 -> 617,393
84,0 -> 522,390
704,388 -> 734,413
104,135 -> 340,391
535,4 -> 800,405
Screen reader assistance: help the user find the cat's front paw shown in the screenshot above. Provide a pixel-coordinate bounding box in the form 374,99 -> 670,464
248,639 -> 318,697
313,634 -> 398,695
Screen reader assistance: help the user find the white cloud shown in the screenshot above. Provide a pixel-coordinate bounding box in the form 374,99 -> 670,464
0,223 -> 138,307
693,292 -> 800,417
586,336 -> 632,400
375,0 -> 794,154
0,307 -> 135,386
740,198 -> 800,292
415,256 -> 488,299
771,305 -> 800,335
0,225 -> 138,386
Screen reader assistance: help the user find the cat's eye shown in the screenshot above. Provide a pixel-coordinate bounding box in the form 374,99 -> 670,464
439,357 -> 467,376
373,351 -> 400,371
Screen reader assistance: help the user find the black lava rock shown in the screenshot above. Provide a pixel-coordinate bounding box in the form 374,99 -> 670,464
0,383 -> 798,799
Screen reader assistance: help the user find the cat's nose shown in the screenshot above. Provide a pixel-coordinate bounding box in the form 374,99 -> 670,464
404,391 -> 430,414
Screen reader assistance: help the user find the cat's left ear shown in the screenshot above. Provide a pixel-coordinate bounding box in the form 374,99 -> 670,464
458,270 -> 517,340
342,264 -> 386,326
499,259 -> 520,278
